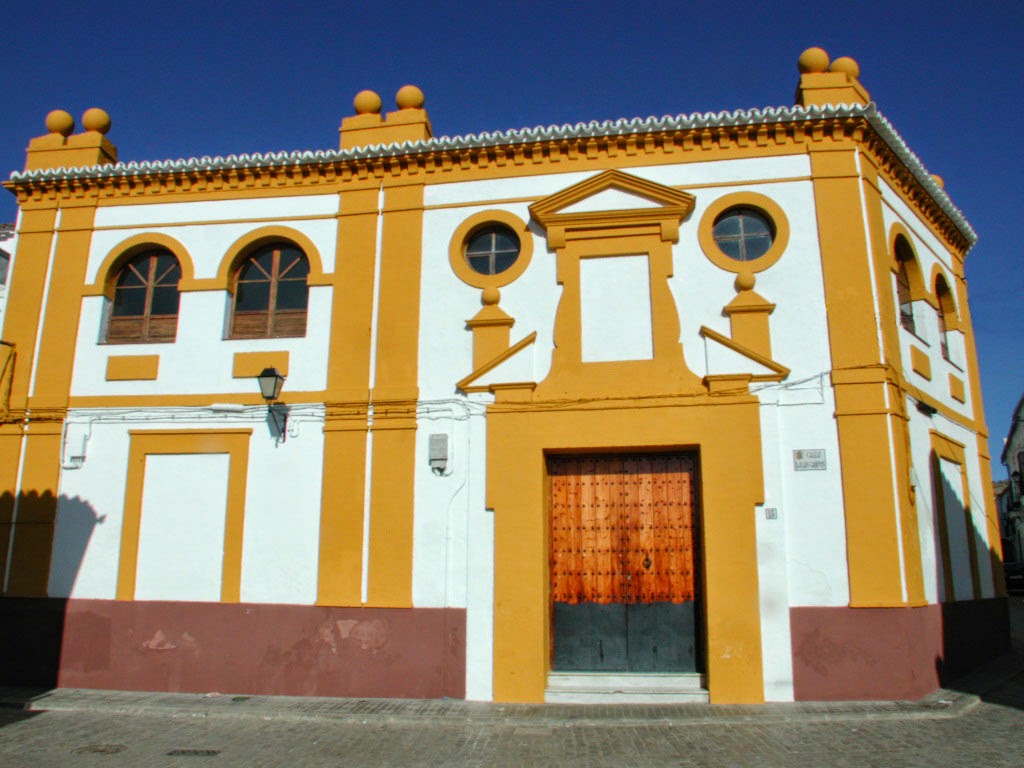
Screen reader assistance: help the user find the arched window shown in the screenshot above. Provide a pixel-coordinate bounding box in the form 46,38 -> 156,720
106,250 -> 181,343
935,275 -> 957,361
230,242 -> 309,338
894,237 -> 916,334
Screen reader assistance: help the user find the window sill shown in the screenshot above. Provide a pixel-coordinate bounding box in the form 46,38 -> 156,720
100,338 -> 177,346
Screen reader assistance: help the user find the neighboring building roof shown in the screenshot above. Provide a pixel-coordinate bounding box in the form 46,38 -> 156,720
1001,392 -> 1024,465
995,479 -> 1010,496
5,103 -> 976,246
0,223 -> 13,242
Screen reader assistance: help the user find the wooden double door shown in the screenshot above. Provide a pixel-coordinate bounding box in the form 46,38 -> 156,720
549,453 -> 703,673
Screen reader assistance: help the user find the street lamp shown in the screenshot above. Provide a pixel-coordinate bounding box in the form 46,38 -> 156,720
256,367 -> 287,440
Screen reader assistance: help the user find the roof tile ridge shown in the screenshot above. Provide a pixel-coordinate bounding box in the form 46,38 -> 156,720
7,100 -> 974,245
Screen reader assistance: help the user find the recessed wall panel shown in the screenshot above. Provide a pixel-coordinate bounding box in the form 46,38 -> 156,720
135,453 -> 230,602
580,255 -> 652,362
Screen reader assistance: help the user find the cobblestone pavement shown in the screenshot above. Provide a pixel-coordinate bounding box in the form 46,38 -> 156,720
0,597 -> 1021,768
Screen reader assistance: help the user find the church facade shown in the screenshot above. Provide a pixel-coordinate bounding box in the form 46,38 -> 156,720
0,48 -> 1007,704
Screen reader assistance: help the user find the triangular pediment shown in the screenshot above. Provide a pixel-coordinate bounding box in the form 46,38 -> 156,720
558,187 -> 665,214
529,170 -> 695,246
530,169 -> 695,222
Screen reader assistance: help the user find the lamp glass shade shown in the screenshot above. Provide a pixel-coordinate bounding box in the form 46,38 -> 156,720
257,367 -> 285,401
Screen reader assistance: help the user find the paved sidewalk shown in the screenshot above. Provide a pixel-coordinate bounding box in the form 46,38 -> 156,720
1,643 -> 1021,726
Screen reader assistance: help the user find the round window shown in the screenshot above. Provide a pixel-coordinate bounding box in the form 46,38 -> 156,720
711,207 -> 775,262
465,226 -> 520,275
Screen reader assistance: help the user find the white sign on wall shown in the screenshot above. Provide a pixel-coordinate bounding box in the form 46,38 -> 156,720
793,449 -> 826,471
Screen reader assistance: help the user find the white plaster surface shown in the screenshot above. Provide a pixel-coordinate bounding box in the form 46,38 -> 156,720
410,401 -> 493,699
770,383 -> 850,607
579,255 -> 652,362
468,341 -> 535,386
239,412 -> 323,605
87,217 -> 339,285
422,155 -> 811,208
905,406 -> 993,603
879,180 -> 957,279
418,203 -> 556,400
938,456 -> 973,601
50,422 -> 133,599
755,394 -> 795,701
674,180 -> 831,383
0,229 -> 16,336
135,453 -> 230,602
559,188 -> 661,213
703,335 -> 779,377
51,411 -> 325,604
71,286 -> 332,397
93,195 -> 339,229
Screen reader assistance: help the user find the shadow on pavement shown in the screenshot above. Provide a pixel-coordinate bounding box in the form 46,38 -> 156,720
0,707 -> 41,731
938,593 -> 1024,711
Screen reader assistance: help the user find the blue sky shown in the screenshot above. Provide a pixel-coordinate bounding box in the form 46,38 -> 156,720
2,1 -> 1021,473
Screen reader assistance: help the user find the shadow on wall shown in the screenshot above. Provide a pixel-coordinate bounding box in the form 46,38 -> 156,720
0,490 -> 103,686
928,453 -> 1015,704
790,453 -> 1013,702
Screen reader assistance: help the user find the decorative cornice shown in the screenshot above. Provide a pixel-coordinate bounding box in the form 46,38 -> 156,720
4,103 -> 976,248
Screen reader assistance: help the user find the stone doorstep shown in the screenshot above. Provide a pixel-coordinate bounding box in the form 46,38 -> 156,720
545,672 -> 709,704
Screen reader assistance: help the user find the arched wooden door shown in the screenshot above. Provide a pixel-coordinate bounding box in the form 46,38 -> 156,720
549,453 -> 702,672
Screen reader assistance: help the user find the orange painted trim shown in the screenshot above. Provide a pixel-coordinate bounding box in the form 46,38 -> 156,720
83,232 -> 195,298
929,430 -> 981,601
316,427 -> 368,606
697,192 -> 791,274
209,225 -> 328,291
529,169 -> 695,248
810,145 -> 908,607
448,210 -> 534,290
116,429 -> 252,603
534,209 -> 703,399
232,351 -> 290,378
930,266 -> 960,331
887,222 -> 928,302
365,425 -> 416,607
105,355 -> 159,381
457,332 -> 537,392
948,374 -> 966,404
910,345 -> 932,380
698,325 -> 790,381
488,395 -> 765,704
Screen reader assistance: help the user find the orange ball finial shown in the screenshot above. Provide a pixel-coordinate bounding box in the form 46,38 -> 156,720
829,56 -> 861,79
82,107 -> 111,134
353,90 -> 382,115
45,109 -> 75,136
931,174 -> 945,189
798,47 -> 830,74
735,271 -> 756,292
395,85 -> 425,110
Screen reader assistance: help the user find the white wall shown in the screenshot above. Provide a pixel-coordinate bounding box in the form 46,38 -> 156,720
409,394 -> 494,699
72,287 -> 332,397
73,197 -> 340,398
905,404 -> 994,603
50,409 -> 324,604
881,181 -> 973,418
135,453 -> 230,601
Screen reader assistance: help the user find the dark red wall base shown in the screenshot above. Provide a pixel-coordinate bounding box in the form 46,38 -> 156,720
0,598 -> 466,699
791,599 -> 1010,701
